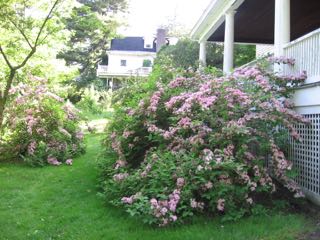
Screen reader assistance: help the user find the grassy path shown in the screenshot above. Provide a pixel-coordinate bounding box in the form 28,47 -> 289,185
0,134 -> 315,240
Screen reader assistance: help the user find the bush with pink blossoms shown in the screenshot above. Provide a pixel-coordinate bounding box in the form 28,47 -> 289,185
101,58 -> 308,226
0,76 -> 85,166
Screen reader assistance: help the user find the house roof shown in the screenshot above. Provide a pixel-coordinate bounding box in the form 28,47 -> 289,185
191,0 -> 320,44
110,37 -> 157,52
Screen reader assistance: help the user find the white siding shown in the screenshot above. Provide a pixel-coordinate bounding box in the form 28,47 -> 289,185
107,51 -> 156,76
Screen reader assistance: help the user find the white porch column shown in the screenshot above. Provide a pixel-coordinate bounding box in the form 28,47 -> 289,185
223,10 -> 236,74
274,0 -> 290,57
199,41 -> 207,70
110,77 -> 114,91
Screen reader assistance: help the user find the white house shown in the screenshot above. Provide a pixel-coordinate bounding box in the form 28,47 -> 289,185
191,0 -> 320,204
97,29 -> 167,89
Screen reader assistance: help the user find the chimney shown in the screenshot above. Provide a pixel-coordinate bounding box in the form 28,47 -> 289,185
156,28 -> 166,52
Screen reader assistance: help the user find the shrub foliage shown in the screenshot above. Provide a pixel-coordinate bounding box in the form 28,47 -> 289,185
0,76 -> 85,166
101,58 -> 308,226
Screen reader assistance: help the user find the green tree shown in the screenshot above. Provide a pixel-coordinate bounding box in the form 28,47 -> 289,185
234,45 -> 256,67
58,0 -> 127,88
156,39 -> 224,70
143,59 -> 152,67
0,0 -> 68,130
155,38 -> 256,71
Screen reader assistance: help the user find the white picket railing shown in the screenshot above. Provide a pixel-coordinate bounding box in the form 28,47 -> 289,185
97,65 -> 152,78
126,67 -> 152,77
284,28 -> 320,82
97,65 -> 109,76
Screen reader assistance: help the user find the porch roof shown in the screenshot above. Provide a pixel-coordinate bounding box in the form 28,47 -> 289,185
191,0 -> 320,44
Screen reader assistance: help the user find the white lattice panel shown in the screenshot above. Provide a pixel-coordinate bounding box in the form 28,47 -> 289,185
289,114 -> 320,197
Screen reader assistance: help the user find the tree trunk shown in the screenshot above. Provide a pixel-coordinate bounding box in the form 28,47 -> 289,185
0,69 -> 16,131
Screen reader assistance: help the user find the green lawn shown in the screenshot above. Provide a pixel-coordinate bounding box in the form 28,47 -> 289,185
0,134 -> 314,240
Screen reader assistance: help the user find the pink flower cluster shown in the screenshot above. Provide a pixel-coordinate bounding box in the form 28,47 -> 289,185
203,181 -> 213,190
127,108 -> 135,116
246,198 -> 253,205
225,87 -> 252,107
47,156 -> 62,166
28,140 -> 37,155
63,103 -> 79,120
223,144 -> 234,157
46,92 -> 63,102
270,141 -> 292,178
65,159 -> 73,165
122,130 -> 135,139
47,140 -> 67,152
140,163 -> 152,178
277,71 -> 307,83
25,115 -> 39,135
177,117 -> 192,129
148,177 -> 186,226
140,153 -> 158,177
217,199 -> 225,211
121,192 -> 142,205
190,199 -> 204,210
165,82 -> 217,114
115,160 -> 127,170
201,149 -> 213,163
150,189 -> 180,226
76,131 -> 84,140
110,132 -> 125,163
113,173 -> 129,182
147,85 -> 164,114
168,77 -> 187,88
268,56 -> 295,66
145,122 -> 178,141
233,66 -> 261,79
176,177 -> 185,188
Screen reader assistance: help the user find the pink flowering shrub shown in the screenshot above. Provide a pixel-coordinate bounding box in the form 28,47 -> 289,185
101,58 -> 308,226
0,76 -> 85,166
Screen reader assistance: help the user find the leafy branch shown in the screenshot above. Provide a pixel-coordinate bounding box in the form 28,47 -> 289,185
7,17 -> 33,49
0,0 -> 62,130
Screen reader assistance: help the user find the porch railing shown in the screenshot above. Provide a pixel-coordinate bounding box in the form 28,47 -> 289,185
97,65 -> 108,76
136,67 -> 152,76
97,65 -> 152,77
283,28 -> 320,81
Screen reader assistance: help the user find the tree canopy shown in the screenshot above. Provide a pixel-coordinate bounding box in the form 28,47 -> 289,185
57,0 -> 127,87
156,38 -> 256,71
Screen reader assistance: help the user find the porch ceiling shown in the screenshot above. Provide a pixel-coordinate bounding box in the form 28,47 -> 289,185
207,0 -> 320,44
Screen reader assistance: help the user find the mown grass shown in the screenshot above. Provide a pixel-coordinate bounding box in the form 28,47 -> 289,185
0,134 -> 315,240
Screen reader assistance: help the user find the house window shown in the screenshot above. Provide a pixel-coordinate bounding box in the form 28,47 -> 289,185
120,60 -> 127,66
143,59 -> 152,67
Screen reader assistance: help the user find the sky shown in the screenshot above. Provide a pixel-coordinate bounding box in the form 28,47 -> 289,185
118,0 -> 212,37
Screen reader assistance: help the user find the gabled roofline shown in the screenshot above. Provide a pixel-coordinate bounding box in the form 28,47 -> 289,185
190,0 -> 244,42
106,50 -> 157,56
